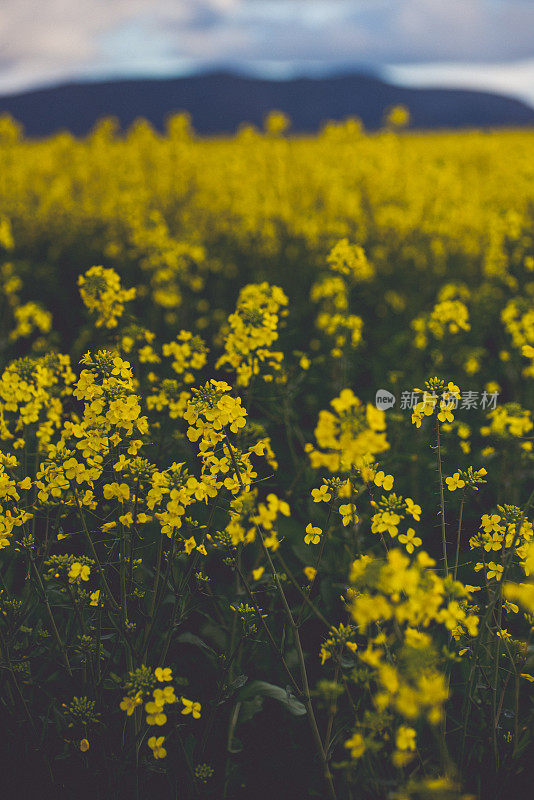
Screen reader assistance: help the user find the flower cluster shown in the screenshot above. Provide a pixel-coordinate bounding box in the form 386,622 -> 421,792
445,466 -> 487,492
411,378 -> 461,428
216,282 -> 288,385
0,353 -> 75,449
370,493 -> 422,550
0,454 -> 32,548
120,666 -> 201,760
78,266 -> 136,328
184,380 -> 246,451
311,240 -> 371,357
162,330 -> 208,384
502,299 -> 534,377
345,549 -> 478,763
470,506 -> 533,582
306,388 -> 388,472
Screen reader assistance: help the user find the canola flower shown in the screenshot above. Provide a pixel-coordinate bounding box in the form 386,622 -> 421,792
78,266 -> 136,329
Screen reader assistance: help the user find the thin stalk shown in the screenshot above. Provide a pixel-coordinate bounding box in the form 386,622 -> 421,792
453,489 -> 466,581
324,659 -> 340,756
234,560 -> 301,695
73,489 -> 119,611
296,498 -> 335,627
148,530 -> 164,618
119,523 -> 132,671
276,551 -> 331,628
198,637 -> 242,758
492,588 -> 503,766
435,417 -> 448,575
29,554 -> 72,675
226,435 -> 337,800
460,488 -> 534,767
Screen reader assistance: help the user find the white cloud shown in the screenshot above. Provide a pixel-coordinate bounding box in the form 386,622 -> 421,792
385,58 -> 534,108
0,0 -> 532,103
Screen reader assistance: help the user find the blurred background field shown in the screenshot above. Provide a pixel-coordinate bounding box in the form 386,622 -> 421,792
1,115 -> 534,799
1,113 -> 533,545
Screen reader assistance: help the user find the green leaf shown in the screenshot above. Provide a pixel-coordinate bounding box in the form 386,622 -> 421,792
176,632 -> 217,659
238,680 -> 306,716
237,695 -> 264,725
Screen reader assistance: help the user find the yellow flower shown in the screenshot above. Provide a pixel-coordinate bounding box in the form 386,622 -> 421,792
252,566 -> 265,581
304,523 -> 322,545
155,684 -> 176,703
437,400 -> 455,423
78,265 -> 135,329
396,726 -> 417,751
120,693 -> 142,716
145,700 -> 167,726
68,562 -> 90,583
446,382 -> 461,399
311,484 -> 332,503
446,472 -> 465,491
103,482 -> 130,502
339,503 -> 359,526
487,562 -> 504,581
148,735 -> 167,760
385,104 -> 410,128
405,498 -> 421,520
411,409 -> 424,428
374,471 -> 394,491
345,731 -> 365,759
181,697 -> 201,718
371,510 -> 401,538
398,528 -> 422,554
80,739 -> 90,752
480,514 -> 503,533
184,536 -> 197,555
155,667 -> 172,683
89,590 -> 100,606
303,566 -> 317,581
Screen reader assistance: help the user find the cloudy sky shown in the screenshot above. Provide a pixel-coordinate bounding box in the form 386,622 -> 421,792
1,0 -> 533,105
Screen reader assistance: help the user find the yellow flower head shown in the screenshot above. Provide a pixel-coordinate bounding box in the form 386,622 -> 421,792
181,697 -> 201,719
155,667 -> 172,683
304,523 -> 322,545
148,735 -> 167,760
445,472 -> 466,492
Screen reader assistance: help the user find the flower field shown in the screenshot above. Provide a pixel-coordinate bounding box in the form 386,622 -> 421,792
0,111 -> 534,800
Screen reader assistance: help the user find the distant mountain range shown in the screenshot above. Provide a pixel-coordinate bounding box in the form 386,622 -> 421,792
0,71 -> 533,137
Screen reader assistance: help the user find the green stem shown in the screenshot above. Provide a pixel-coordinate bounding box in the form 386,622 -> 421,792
226,435 -> 337,800
29,554 -> 72,675
73,489 -> 119,611
148,530 -> 164,618
436,417 -> 448,576
234,560 -> 301,696
453,489 -> 466,581
324,659 -> 340,756
296,497 -> 335,626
